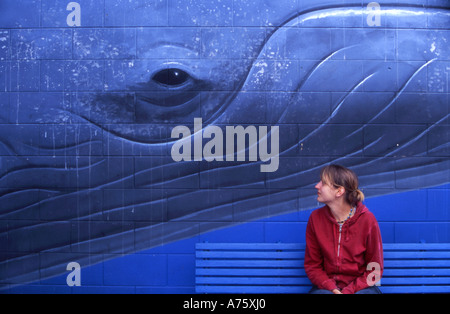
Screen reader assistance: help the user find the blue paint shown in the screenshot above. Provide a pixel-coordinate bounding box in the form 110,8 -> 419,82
0,0 -> 449,293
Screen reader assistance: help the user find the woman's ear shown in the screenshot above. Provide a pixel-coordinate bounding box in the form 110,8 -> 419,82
335,186 -> 346,198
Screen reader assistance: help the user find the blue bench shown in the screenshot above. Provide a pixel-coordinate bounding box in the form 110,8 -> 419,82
195,243 -> 450,294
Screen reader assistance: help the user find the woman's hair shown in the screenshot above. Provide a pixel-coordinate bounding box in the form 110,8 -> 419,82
320,164 -> 365,207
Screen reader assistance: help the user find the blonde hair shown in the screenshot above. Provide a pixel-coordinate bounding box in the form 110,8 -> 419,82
320,164 -> 365,207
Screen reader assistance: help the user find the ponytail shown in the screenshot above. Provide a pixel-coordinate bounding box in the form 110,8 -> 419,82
347,188 -> 365,208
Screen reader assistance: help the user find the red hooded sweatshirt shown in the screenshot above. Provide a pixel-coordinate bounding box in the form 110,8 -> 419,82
304,202 -> 383,294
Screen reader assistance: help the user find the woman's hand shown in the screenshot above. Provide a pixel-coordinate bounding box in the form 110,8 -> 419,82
332,289 -> 343,294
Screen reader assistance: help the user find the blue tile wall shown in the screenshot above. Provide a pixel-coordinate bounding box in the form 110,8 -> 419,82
0,0 -> 449,294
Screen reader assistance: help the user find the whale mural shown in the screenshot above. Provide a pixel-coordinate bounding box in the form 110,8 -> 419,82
0,1 -> 449,287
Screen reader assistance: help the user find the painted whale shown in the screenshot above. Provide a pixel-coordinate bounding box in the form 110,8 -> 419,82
1,3 -> 449,286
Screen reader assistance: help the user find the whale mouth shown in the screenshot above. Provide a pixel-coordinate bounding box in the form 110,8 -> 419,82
136,90 -> 200,110
135,91 -> 202,123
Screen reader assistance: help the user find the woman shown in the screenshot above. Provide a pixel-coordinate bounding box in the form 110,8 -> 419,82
304,164 -> 383,294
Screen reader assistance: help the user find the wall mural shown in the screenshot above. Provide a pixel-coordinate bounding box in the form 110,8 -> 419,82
0,0 -> 449,288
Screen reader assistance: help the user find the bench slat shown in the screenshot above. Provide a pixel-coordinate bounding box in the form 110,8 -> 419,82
380,286 -> 450,294
196,251 -> 304,259
381,277 -> 450,285
197,259 -> 450,268
197,243 -> 450,251
384,260 -> 450,268
196,277 -> 312,285
196,260 -> 303,268
384,252 -> 450,259
196,243 -> 304,250
383,243 -> 450,250
197,277 -> 450,286
196,286 -> 311,294
196,251 -> 450,260
197,285 -> 450,294
196,268 -> 307,277
197,268 -> 450,278
382,268 -> 450,276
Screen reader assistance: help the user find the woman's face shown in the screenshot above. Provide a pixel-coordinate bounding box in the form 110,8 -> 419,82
315,179 -> 340,204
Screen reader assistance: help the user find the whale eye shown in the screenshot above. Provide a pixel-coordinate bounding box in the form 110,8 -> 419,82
152,68 -> 191,87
